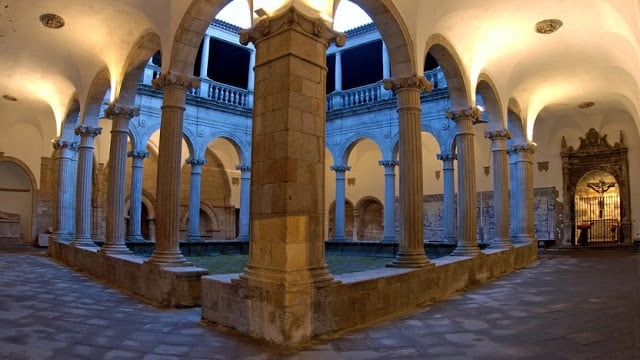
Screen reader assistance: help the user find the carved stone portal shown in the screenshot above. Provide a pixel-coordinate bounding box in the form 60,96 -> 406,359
560,128 -> 630,246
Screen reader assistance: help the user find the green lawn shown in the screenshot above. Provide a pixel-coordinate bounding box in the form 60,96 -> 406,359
188,254 -> 393,275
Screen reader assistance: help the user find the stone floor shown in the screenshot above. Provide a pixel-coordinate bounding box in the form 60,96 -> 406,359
0,244 -> 637,359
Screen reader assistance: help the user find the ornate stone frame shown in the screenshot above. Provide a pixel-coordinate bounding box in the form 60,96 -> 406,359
560,128 -> 631,245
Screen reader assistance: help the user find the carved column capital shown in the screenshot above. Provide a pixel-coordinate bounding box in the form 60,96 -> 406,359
52,139 -> 79,151
75,125 -> 102,137
152,71 -> 200,91
330,165 -> 351,173
445,107 -> 482,123
239,6 -> 346,48
236,164 -> 251,172
436,153 -> 457,161
104,103 -> 139,119
127,150 -> 150,159
484,128 -> 512,140
378,160 -> 398,168
508,142 -> 537,155
382,75 -> 433,93
185,158 -> 207,166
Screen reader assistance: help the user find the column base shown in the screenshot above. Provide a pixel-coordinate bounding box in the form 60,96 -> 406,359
99,243 -> 132,255
387,250 -> 432,268
240,263 -> 335,288
442,236 -> 457,245
236,234 -> 249,242
450,243 -> 481,257
511,235 -> 535,245
489,237 -> 513,250
147,249 -> 190,266
54,232 -> 74,243
331,236 -> 351,242
186,236 -> 203,243
127,235 -> 147,242
71,237 -> 98,248
381,235 -> 397,243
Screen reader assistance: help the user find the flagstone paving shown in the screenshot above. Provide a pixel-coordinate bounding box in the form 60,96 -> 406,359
0,244 -> 637,359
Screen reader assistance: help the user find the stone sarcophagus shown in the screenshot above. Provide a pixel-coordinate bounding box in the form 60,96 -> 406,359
0,209 -> 21,242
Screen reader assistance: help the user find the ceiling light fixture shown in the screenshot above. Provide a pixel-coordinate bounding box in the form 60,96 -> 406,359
535,19 -> 562,34
39,13 -> 65,29
578,101 -> 595,109
2,94 -> 17,101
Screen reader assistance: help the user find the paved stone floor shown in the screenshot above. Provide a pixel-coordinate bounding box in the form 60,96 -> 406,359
0,244 -> 638,359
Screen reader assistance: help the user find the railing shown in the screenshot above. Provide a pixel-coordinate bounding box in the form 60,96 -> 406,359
141,63 -> 446,112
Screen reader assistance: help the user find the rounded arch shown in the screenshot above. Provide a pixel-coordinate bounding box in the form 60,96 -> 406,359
476,73 -> 505,130
424,34 -> 471,108
342,135 -> 383,166
60,98 -> 81,140
202,132 -> 248,165
0,154 -> 38,244
81,67 -> 111,128
118,30 -> 163,106
354,195 -> 384,241
507,97 -> 526,144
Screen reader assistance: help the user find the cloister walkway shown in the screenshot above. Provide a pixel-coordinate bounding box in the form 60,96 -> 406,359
0,244 -> 637,359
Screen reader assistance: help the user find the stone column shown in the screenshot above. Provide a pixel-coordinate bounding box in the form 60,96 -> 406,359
53,139 -> 79,241
446,107 -> 481,256
509,142 -> 537,244
334,51 -> 342,92
378,160 -> 397,242
186,158 -> 206,242
127,150 -> 149,242
148,72 -> 199,265
382,43 -> 390,80
200,34 -> 211,78
437,153 -> 457,245
247,49 -> 256,107
236,164 -> 251,241
383,75 -> 433,268
72,126 -> 101,247
101,104 -> 137,254
485,129 -> 513,249
330,165 -> 350,241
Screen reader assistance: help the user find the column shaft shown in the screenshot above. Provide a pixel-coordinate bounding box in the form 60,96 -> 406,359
334,51 -> 342,92
148,72 -> 199,265
236,164 -> 251,241
509,143 -> 536,244
486,129 -> 513,249
447,108 -> 481,256
102,105 -> 137,254
200,34 -> 210,78
53,140 -> 78,241
72,126 -> 101,247
127,150 -> 149,241
438,153 -> 457,244
379,160 -> 397,242
186,158 -> 206,242
331,165 -> 350,241
383,76 -> 433,267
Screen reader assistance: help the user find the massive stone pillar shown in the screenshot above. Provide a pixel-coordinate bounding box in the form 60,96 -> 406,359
72,126 -> 101,247
485,129 -> 513,249
101,104 -> 137,254
236,164 -> 251,241
437,153 -> 457,244
378,160 -> 397,242
330,164 -> 350,241
383,75 -> 433,267
446,107 -> 481,257
509,142 -> 537,244
127,150 -> 149,241
186,158 -> 206,242
53,139 -> 79,241
148,72 -> 199,265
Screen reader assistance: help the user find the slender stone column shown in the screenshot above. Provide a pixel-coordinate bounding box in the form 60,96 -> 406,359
53,139 -> 79,241
186,158 -> 206,242
446,107 -> 481,256
382,43 -> 390,79
509,142 -> 537,244
485,129 -> 513,249
334,51 -> 342,92
127,150 -> 149,242
148,72 -> 199,265
236,164 -> 251,241
378,160 -> 397,242
72,126 -> 101,247
247,49 -> 256,107
383,75 -> 433,268
437,153 -> 457,244
330,165 -> 350,241
200,34 -> 211,78
101,104 -> 138,254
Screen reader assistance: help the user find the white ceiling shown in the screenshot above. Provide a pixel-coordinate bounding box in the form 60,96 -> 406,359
0,0 -> 638,147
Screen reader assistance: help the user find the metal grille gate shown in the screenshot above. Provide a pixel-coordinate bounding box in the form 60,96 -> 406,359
574,194 -> 620,246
